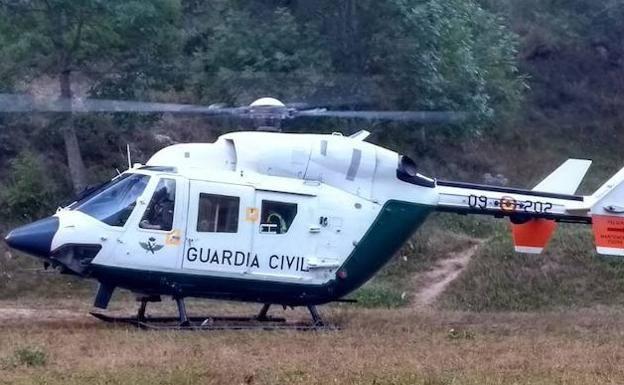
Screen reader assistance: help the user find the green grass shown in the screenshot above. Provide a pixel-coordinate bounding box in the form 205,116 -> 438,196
352,284 -> 408,308
440,224 -> 624,311
356,212 -> 624,313
352,214 -> 497,308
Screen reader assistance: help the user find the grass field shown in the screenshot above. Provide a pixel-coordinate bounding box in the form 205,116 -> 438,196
2,299 -> 624,385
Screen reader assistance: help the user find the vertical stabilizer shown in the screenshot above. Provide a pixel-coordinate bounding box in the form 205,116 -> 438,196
590,166 -> 624,256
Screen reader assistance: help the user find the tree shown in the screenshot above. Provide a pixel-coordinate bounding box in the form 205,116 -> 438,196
0,151 -> 59,221
0,0 -> 181,193
301,0 -> 523,119
184,0 -> 523,129
184,2 -> 333,105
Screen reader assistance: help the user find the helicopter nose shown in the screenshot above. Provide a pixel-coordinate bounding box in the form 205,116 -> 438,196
4,216 -> 59,258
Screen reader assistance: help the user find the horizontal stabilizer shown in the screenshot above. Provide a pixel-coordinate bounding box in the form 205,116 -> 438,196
512,219 -> 557,254
511,159 -> 589,254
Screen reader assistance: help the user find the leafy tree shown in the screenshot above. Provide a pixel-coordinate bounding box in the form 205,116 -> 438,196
185,0 -> 523,125
304,0 -> 524,120
0,151 -> 59,221
0,0 -> 181,193
481,0 -> 624,131
185,3 -> 332,105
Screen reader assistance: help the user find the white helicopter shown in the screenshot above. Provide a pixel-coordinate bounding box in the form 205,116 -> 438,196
3,96 -> 624,329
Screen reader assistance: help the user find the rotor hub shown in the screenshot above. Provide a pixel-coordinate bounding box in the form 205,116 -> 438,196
249,97 -> 286,108
249,97 -> 289,131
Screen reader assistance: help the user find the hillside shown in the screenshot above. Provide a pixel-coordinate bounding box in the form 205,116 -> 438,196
2,0 -> 624,311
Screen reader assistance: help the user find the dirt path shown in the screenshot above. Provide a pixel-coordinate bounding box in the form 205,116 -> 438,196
0,304 -> 94,326
412,241 -> 483,308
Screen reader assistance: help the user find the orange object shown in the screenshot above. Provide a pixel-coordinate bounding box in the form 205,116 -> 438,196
511,219 -> 557,254
500,196 -> 517,212
246,207 -> 259,222
592,215 -> 624,254
165,229 -> 182,246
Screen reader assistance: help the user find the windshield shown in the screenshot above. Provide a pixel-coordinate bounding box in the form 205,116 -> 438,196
73,174 -> 150,227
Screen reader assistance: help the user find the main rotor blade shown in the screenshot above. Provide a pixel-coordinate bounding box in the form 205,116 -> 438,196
0,93 -> 468,124
295,109 -> 468,124
0,94 -> 242,115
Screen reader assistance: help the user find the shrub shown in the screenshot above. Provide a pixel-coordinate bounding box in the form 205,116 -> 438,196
0,151 -> 59,222
5,346 -> 48,368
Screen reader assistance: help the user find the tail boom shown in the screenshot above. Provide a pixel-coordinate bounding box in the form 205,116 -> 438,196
435,181 -> 590,224
426,159 -> 624,257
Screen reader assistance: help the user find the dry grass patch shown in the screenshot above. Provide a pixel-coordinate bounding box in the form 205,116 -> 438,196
2,300 -> 624,384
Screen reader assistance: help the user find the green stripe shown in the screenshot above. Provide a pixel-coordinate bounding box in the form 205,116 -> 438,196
332,200 -> 433,298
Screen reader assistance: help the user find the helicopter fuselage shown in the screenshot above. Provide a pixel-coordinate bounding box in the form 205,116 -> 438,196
13,131 -> 437,306
6,130 -> 601,308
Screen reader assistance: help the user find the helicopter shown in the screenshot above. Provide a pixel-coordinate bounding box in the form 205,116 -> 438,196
3,95 -> 624,330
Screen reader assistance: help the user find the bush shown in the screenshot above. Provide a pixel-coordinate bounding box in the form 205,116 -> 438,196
0,151 -> 60,222
1,346 -> 48,368
15,346 -> 47,367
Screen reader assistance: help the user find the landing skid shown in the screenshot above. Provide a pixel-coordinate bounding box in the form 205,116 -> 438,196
90,299 -> 336,331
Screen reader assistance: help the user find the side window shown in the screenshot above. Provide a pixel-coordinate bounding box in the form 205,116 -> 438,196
260,200 -> 298,234
140,178 -> 176,231
197,194 -> 240,233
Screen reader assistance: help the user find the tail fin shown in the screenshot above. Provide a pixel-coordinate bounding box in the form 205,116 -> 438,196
512,159 -> 592,254
533,159 -> 592,194
590,167 -> 624,256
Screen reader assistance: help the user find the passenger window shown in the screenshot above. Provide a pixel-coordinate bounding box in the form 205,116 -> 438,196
197,194 -> 240,233
140,178 -> 176,231
260,200 -> 297,234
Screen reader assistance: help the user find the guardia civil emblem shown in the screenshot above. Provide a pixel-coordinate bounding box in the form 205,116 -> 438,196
140,237 -> 164,254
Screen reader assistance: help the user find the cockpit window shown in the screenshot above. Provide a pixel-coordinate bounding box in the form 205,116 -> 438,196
140,178 -> 176,231
73,173 -> 150,227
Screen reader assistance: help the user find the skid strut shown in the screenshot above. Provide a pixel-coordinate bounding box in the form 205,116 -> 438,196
136,295 -> 160,322
137,300 -> 147,322
257,304 -> 271,321
307,305 -> 325,326
175,297 -> 190,326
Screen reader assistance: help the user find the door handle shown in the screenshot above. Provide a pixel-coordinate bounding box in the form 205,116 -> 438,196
309,226 -> 321,233
306,257 -> 340,269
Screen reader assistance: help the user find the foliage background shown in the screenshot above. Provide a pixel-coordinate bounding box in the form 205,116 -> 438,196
2,0 -> 624,310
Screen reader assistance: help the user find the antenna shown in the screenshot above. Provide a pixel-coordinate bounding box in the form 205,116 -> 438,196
126,144 -> 132,170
